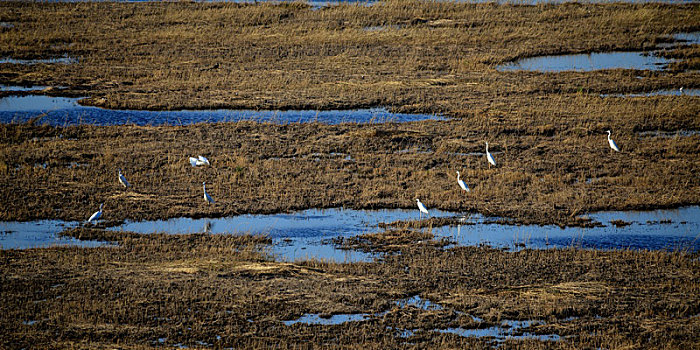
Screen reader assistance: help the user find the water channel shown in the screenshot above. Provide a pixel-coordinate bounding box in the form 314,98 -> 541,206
0,95 -> 442,125
2,207 -> 698,262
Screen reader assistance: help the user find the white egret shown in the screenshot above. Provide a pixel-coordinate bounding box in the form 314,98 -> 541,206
189,156 -> 210,167
456,171 -> 470,192
416,198 -> 429,219
606,130 -> 620,152
87,203 -> 103,224
197,155 -> 210,166
485,141 -> 496,168
203,181 -> 215,204
680,87 -> 684,94
118,169 -> 129,188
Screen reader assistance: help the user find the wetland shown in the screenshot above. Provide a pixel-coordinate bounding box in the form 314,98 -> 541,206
1,1 -> 699,348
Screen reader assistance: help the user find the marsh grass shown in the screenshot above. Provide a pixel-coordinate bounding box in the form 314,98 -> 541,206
0,2 -> 697,111
0,105 -> 697,226
0,2 -> 698,225
0,3 -> 699,347
1,228 -> 698,348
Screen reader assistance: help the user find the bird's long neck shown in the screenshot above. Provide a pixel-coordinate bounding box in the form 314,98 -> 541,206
457,172 -> 461,180
203,183 -> 206,191
607,131 -> 611,140
486,142 -> 489,152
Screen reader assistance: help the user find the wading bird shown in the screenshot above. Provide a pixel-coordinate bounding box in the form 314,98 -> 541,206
189,156 -> 210,167
87,203 -> 103,224
197,155 -> 210,166
203,182 -> 214,204
680,87 -> 684,94
118,169 -> 129,188
606,130 -> 620,152
485,141 -> 497,168
416,198 -> 429,219
456,171 -> 469,192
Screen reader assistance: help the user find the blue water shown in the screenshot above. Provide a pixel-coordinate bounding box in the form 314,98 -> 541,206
666,32 -> 700,46
282,294 -> 564,343
637,130 -> 700,138
395,295 -> 443,311
437,320 -> 561,343
110,208 -> 457,262
283,313 -> 370,326
3,207 -> 698,260
0,95 -> 442,125
441,206 -> 700,252
107,206 -> 700,257
0,56 -> 76,65
498,51 -> 672,72
601,89 -> 700,98
284,295 -> 446,326
0,220 -> 108,249
0,85 -> 56,92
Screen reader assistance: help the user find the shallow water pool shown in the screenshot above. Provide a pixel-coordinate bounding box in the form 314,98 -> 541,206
0,220 -> 109,249
497,51 -> 672,72
0,95 -> 442,125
